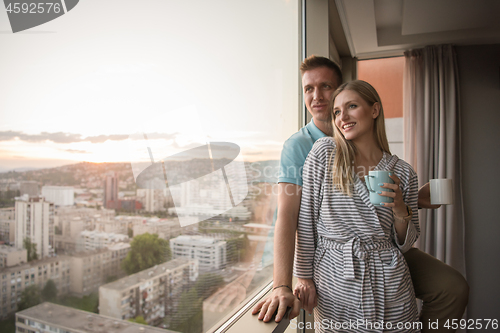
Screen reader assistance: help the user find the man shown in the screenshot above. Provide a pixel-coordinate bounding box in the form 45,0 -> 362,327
252,55 -> 468,332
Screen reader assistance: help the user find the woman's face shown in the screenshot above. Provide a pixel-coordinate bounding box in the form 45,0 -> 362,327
333,89 -> 379,143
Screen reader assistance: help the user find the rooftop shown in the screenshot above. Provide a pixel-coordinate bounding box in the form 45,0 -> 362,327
42,186 -> 75,190
171,235 -> 224,245
67,243 -> 130,258
0,245 -> 26,253
0,255 -> 71,273
100,258 -> 191,291
17,302 -> 178,333
242,223 -> 273,230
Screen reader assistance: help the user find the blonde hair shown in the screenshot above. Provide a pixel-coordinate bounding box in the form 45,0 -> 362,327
330,80 -> 391,195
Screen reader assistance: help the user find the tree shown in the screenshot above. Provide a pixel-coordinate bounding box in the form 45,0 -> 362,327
194,273 -> 224,300
128,315 -> 148,325
41,280 -> 57,302
17,285 -> 41,311
23,238 -> 38,262
121,233 -> 171,275
127,227 -> 133,238
105,275 -> 118,283
226,235 -> 249,263
169,287 -> 202,333
56,293 -> 99,313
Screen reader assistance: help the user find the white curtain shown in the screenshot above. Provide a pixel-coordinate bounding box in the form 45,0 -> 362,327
403,45 -> 466,276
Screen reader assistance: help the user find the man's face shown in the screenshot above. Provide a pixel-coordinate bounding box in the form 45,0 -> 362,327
302,67 -> 339,124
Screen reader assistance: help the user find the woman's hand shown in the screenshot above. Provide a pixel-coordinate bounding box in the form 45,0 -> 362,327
294,278 -> 317,314
378,173 -> 407,217
252,285 -> 301,323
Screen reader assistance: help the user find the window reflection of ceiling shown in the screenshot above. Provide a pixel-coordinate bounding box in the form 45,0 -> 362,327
332,0 -> 500,59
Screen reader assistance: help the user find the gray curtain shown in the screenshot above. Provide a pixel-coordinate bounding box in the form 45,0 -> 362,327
403,45 -> 466,276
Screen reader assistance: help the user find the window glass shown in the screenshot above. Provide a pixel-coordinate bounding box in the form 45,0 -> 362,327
1,0 -> 300,332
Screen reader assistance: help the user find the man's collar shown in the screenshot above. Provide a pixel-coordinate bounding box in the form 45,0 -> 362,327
307,118 -> 327,141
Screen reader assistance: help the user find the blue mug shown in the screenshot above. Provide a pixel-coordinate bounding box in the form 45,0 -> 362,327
364,170 -> 395,205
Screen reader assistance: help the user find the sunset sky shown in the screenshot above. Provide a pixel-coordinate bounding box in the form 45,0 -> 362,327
0,0 -> 300,172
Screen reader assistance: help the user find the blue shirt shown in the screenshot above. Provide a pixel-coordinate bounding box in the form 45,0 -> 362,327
278,119 -> 327,186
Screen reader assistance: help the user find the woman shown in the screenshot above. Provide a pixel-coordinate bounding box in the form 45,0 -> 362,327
294,80 -> 420,332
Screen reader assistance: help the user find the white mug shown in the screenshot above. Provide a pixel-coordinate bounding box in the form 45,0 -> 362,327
430,179 -> 453,205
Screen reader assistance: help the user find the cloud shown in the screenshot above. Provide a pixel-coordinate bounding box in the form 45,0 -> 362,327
0,131 -> 183,144
64,149 -> 90,154
0,131 -> 129,144
84,134 -> 129,143
142,132 -> 178,140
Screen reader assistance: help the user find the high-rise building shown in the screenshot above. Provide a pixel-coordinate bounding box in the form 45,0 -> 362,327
137,188 -> 166,213
0,207 -> 15,244
103,172 -> 119,209
41,186 -> 75,206
15,197 -> 54,258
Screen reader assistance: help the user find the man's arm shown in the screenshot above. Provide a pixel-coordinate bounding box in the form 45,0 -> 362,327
251,183 -> 301,323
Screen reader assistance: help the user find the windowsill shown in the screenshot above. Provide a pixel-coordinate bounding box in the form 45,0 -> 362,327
207,278 -> 296,333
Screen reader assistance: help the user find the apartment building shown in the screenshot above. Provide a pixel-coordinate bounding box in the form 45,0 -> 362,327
68,242 -> 130,297
55,206 -> 115,235
133,218 -> 181,240
0,207 -> 15,245
0,245 -> 27,268
0,255 -> 71,318
41,186 -> 75,207
54,206 -> 113,253
136,188 -> 173,213
15,197 -> 55,258
77,230 -> 129,252
15,302 -> 178,333
94,217 -> 131,235
0,207 -> 15,220
0,220 -> 15,245
170,235 -> 226,272
99,258 -> 198,326
113,215 -> 150,232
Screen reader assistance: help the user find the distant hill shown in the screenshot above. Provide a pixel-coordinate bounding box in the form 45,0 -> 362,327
0,162 -> 134,188
0,158 -> 280,189
0,167 -> 42,173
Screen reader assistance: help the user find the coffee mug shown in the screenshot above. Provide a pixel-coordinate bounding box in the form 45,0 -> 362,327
430,179 -> 453,205
364,170 -> 395,205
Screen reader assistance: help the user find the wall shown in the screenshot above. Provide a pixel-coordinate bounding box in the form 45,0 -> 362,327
456,44 -> 500,321
358,57 -> 405,158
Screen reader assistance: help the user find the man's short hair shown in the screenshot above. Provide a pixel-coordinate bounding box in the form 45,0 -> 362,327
300,55 -> 343,85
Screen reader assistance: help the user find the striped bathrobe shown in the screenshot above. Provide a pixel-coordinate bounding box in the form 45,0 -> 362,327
294,137 -> 421,332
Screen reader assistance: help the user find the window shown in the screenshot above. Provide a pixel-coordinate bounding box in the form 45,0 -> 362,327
1,0 -> 300,332
357,57 -> 405,157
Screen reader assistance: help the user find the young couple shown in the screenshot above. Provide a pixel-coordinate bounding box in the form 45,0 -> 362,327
252,56 -> 468,332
